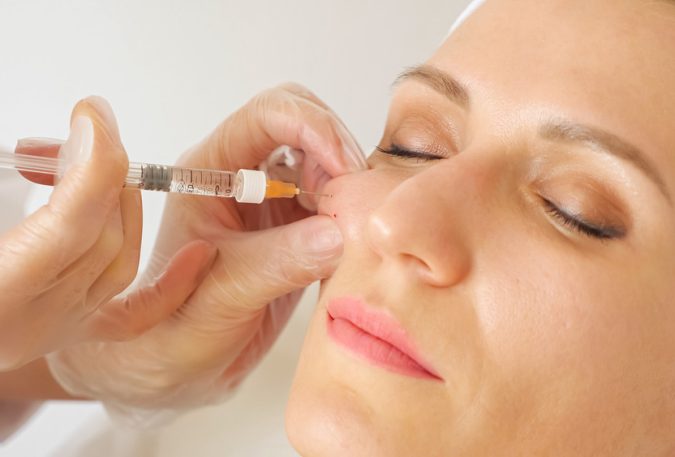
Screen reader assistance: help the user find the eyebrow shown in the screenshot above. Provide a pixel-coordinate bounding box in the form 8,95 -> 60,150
540,120 -> 671,203
394,65 -> 671,204
394,64 -> 470,109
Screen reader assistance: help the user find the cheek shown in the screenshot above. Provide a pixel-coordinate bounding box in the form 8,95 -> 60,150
317,169 -> 397,241
473,227 -> 661,404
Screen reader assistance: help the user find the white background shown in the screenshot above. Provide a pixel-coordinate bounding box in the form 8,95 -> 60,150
0,1 -> 468,455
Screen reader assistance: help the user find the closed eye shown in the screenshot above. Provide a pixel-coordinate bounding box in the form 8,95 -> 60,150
376,144 -> 445,162
541,197 -> 625,240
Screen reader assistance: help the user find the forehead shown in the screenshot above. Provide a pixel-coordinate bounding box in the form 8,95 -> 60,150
426,0 -> 675,170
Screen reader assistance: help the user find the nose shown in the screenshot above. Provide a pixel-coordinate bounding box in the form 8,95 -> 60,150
318,163 -> 473,289
365,166 -> 472,288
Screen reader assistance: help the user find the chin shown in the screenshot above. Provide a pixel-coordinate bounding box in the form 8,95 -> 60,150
284,310 -> 390,457
285,380 -> 386,457
284,314 -> 434,457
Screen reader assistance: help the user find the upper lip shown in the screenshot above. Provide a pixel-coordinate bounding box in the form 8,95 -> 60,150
326,296 -> 442,380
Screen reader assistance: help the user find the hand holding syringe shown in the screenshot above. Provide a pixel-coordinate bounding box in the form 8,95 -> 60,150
0,148 -> 328,204
0,92 -> 361,374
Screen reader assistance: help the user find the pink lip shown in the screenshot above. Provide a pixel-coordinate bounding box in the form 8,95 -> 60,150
326,297 -> 443,381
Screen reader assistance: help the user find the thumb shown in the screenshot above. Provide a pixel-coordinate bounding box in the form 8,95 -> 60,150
86,240 -> 218,341
205,215 -> 343,313
0,97 -> 129,295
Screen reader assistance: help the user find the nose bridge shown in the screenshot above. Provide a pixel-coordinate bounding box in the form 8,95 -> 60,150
366,159 -> 481,288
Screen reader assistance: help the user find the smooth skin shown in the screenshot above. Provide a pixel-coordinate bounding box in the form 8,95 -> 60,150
286,0 -> 675,455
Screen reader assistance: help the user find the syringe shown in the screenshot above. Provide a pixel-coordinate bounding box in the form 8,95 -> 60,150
0,150 -> 326,204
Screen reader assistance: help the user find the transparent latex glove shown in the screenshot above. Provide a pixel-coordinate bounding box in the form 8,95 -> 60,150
0,97 -> 216,370
47,83 -> 367,426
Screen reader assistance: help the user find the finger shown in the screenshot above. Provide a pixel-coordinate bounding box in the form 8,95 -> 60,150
0,202 -> 127,363
276,82 -> 337,113
25,200 -> 125,311
218,289 -> 302,383
191,215 -> 343,316
191,84 -> 367,179
296,153 -> 333,211
14,138 -> 63,185
48,95 -> 128,256
86,240 -> 218,342
82,188 -> 143,312
275,82 -> 367,176
0,97 -> 130,292
238,188 -> 313,232
276,82 -> 365,151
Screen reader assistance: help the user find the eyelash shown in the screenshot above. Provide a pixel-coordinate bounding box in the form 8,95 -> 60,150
541,198 -> 623,240
375,144 -> 444,161
377,144 -> 623,241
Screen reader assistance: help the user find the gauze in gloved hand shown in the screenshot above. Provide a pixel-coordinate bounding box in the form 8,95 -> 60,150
47,83 -> 367,426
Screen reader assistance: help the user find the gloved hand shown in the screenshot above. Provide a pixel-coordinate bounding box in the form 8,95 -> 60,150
46,84 -> 367,425
0,96 -> 216,370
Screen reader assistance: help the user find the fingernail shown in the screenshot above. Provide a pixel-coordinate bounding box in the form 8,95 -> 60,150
59,116 -> 94,175
16,137 -> 64,148
306,217 -> 343,254
83,96 -> 119,132
335,122 -> 368,172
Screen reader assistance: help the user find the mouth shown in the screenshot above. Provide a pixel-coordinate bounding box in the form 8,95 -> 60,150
326,296 -> 443,381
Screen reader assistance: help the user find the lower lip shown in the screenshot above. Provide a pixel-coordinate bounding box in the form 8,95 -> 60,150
326,313 -> 440,380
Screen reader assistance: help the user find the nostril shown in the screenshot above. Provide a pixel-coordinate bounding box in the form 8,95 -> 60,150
401,253 -> 436,281
401,253 -> 430,270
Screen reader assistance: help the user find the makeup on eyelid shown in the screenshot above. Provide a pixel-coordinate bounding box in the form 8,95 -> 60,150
374,136 -> 631,240
373,94 -> 643,242
382,95 -> 464,154
528,158 -> 632,230
538,179 -> 625,217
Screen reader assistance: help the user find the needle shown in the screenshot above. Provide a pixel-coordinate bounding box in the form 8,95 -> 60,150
298,189 -> 333,198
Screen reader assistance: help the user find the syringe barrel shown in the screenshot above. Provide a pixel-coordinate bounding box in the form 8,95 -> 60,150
125,162 -> 237,197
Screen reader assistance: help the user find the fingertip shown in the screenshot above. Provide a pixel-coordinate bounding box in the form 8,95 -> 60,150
71,96 -> 125,164
66,96 -> 128,188
71,96 -> 120,139
299,215 -> 343,256
181,239 -> 218,263
277,81 -> 321,103
334,121 -> 368,173
191,240 -> 219,279
163,240 -> 218,284
296,158 -> 333,211
87,241 -> 218,342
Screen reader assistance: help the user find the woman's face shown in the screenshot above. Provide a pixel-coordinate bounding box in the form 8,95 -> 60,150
286,0 -> 675,455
